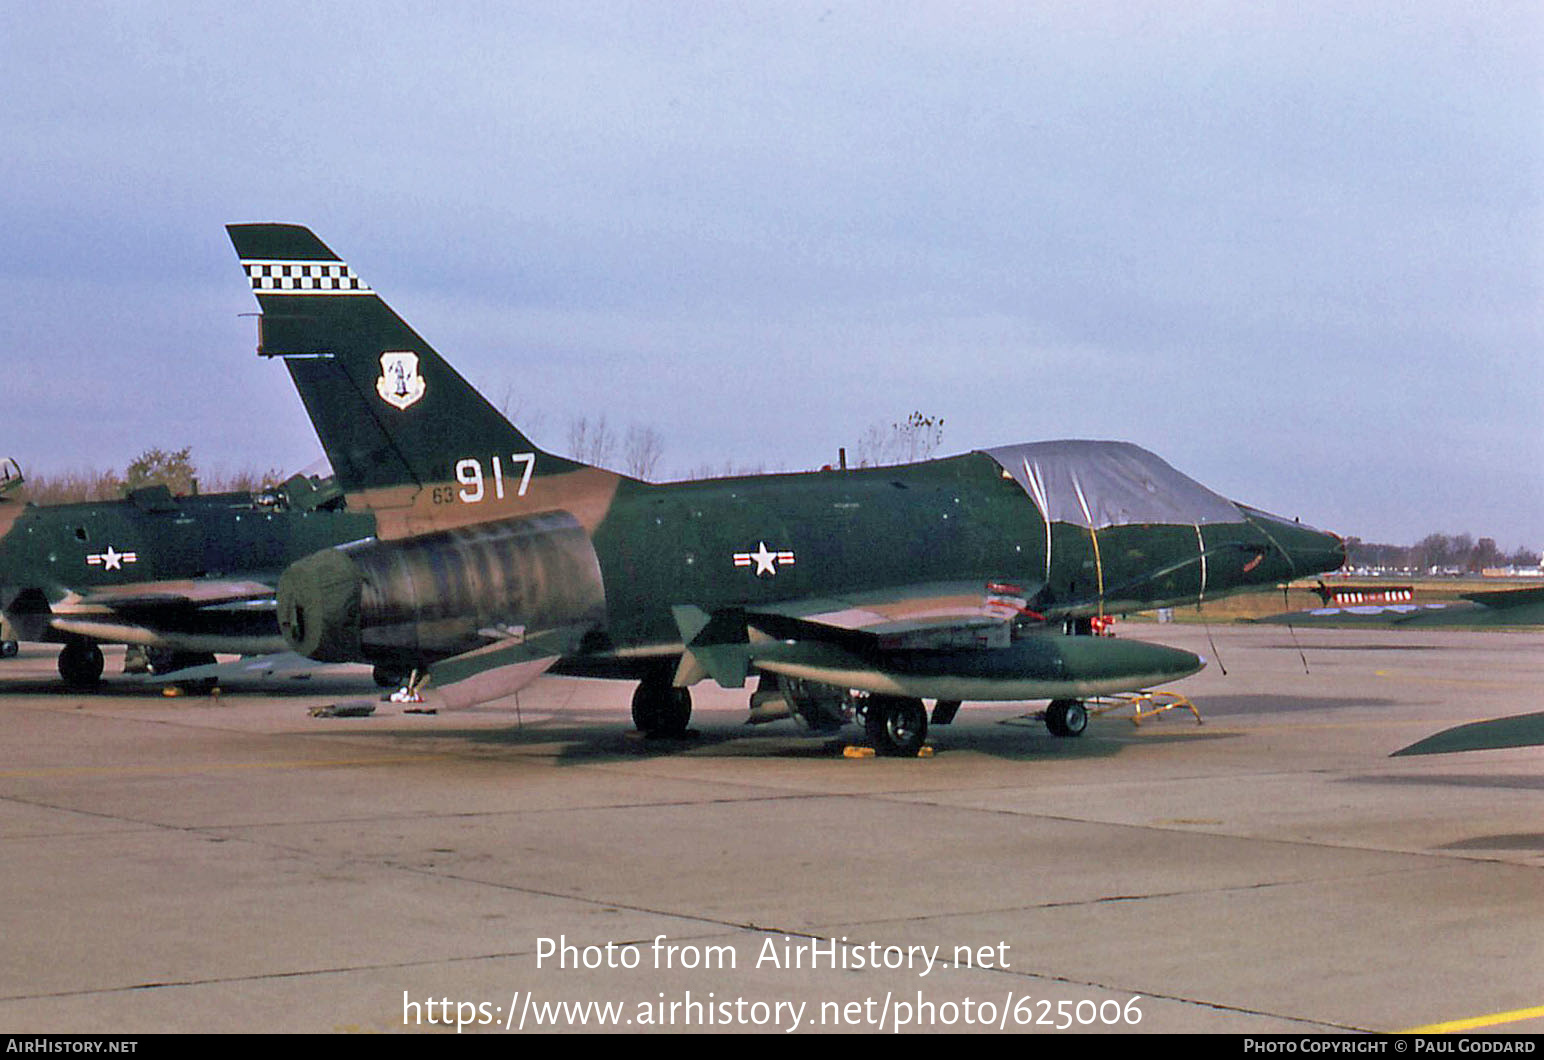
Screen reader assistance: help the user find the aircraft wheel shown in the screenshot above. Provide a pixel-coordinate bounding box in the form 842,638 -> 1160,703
122,645 -> 151,674
58,640 -> 105,688
1045,698 -> 1088,738
146,650 -> 216,675
781,676 -> 847,733
169,653 -> 219,694
847,691 -> 870,728
865,695 -> 928,757
373,665 -> 411,689
632,676 -> 692,737
0,640 -> 18,659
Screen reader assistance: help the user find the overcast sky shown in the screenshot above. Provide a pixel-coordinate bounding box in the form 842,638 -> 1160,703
2,2 -> 1539,549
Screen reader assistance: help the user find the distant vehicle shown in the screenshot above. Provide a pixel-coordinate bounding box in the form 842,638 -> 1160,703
0,464 -> 377,686
227,223 -> 1345,754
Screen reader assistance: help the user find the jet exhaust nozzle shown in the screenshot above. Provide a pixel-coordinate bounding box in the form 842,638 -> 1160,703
277,511 -> 608,668
277,548 -> 365,662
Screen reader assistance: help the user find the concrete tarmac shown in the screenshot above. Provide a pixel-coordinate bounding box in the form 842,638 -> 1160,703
0,625 -> 1540,1034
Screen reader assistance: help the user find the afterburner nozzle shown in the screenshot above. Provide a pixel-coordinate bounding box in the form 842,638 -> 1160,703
277,547 -> 364,662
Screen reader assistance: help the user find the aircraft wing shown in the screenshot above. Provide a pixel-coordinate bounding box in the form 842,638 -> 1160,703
141,651 -> 326,685
38,578 -> 286,653
57,579 -> 277,611
743,579 -> 1041,644
416,625 -> 592,710
408,578 -> 1202,710
1392,711 -> 1544,756
1256,602 -> 1483,628
668,581 -> 1201,704
1457,584 -> 1544,616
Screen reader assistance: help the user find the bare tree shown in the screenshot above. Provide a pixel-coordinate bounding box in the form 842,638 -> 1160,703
621,425 -> 665,481
498,384 -> 548,445
14,468 -> 123,504
566,415 -> 616,468
853,411 -> 945,467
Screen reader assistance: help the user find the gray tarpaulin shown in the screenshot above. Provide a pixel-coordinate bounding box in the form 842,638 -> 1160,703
982,441 -> 1244,529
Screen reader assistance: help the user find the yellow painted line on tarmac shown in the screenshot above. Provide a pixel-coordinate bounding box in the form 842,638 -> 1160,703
1134,718 -> 1458,735
0,755 -> 453,780
1397,1002 -> 1544,1034
1372,670 -> 1528,690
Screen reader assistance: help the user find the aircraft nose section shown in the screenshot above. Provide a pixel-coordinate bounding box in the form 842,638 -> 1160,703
1242,507 -> 1346,579
1289,525 -> 1347,577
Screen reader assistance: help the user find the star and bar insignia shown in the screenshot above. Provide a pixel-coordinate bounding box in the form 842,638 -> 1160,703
86,546 -> 139,571
733,541 -> 795,576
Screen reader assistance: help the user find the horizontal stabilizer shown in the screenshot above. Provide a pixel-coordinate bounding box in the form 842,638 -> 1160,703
142,652 -> 325,685
419,626 -> 586,710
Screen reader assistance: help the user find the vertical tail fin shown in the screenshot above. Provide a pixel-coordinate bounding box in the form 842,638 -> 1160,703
226,224 -> 583,498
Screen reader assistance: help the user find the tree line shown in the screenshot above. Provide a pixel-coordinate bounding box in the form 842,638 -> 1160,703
1344,534 -> 1540,573
10,447 -> 283,505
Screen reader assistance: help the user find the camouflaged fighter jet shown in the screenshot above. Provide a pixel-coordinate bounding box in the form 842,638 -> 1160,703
1261,580 -> 1544,629
1263,580 -> 1544,755
0,463 -> 375,686
227,223 -> 1345,755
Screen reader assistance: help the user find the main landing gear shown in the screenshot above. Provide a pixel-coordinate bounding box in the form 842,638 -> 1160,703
147,650 -> 219,694
58,639 -> 104,688
868,696 -> 1089,753
864,695 -> 929,757
1044,698 -> 1089,738
631,671 -> 692,737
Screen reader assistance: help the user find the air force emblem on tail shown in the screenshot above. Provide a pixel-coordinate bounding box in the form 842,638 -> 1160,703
377,351 -> 426,410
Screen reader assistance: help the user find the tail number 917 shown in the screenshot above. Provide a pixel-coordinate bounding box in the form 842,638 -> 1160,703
437,454 -> 536,504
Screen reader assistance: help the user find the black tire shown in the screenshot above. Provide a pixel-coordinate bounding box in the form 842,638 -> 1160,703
149,652 -> 217,693
631,677 -> 692,737
373,665 -> 410,689
58,640 -> 105,688
781,676 -> 847,733
171,652 -> 217,673
1045,698 -> 1088,738
865,695 -> 928,757
0,640 -> 18,659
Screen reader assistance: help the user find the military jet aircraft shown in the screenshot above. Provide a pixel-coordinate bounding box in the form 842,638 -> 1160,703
227,223 -> 1345,754
1262,580 -> 1544,629
0,464 -> 376,686
1263,580 -> 1544,755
